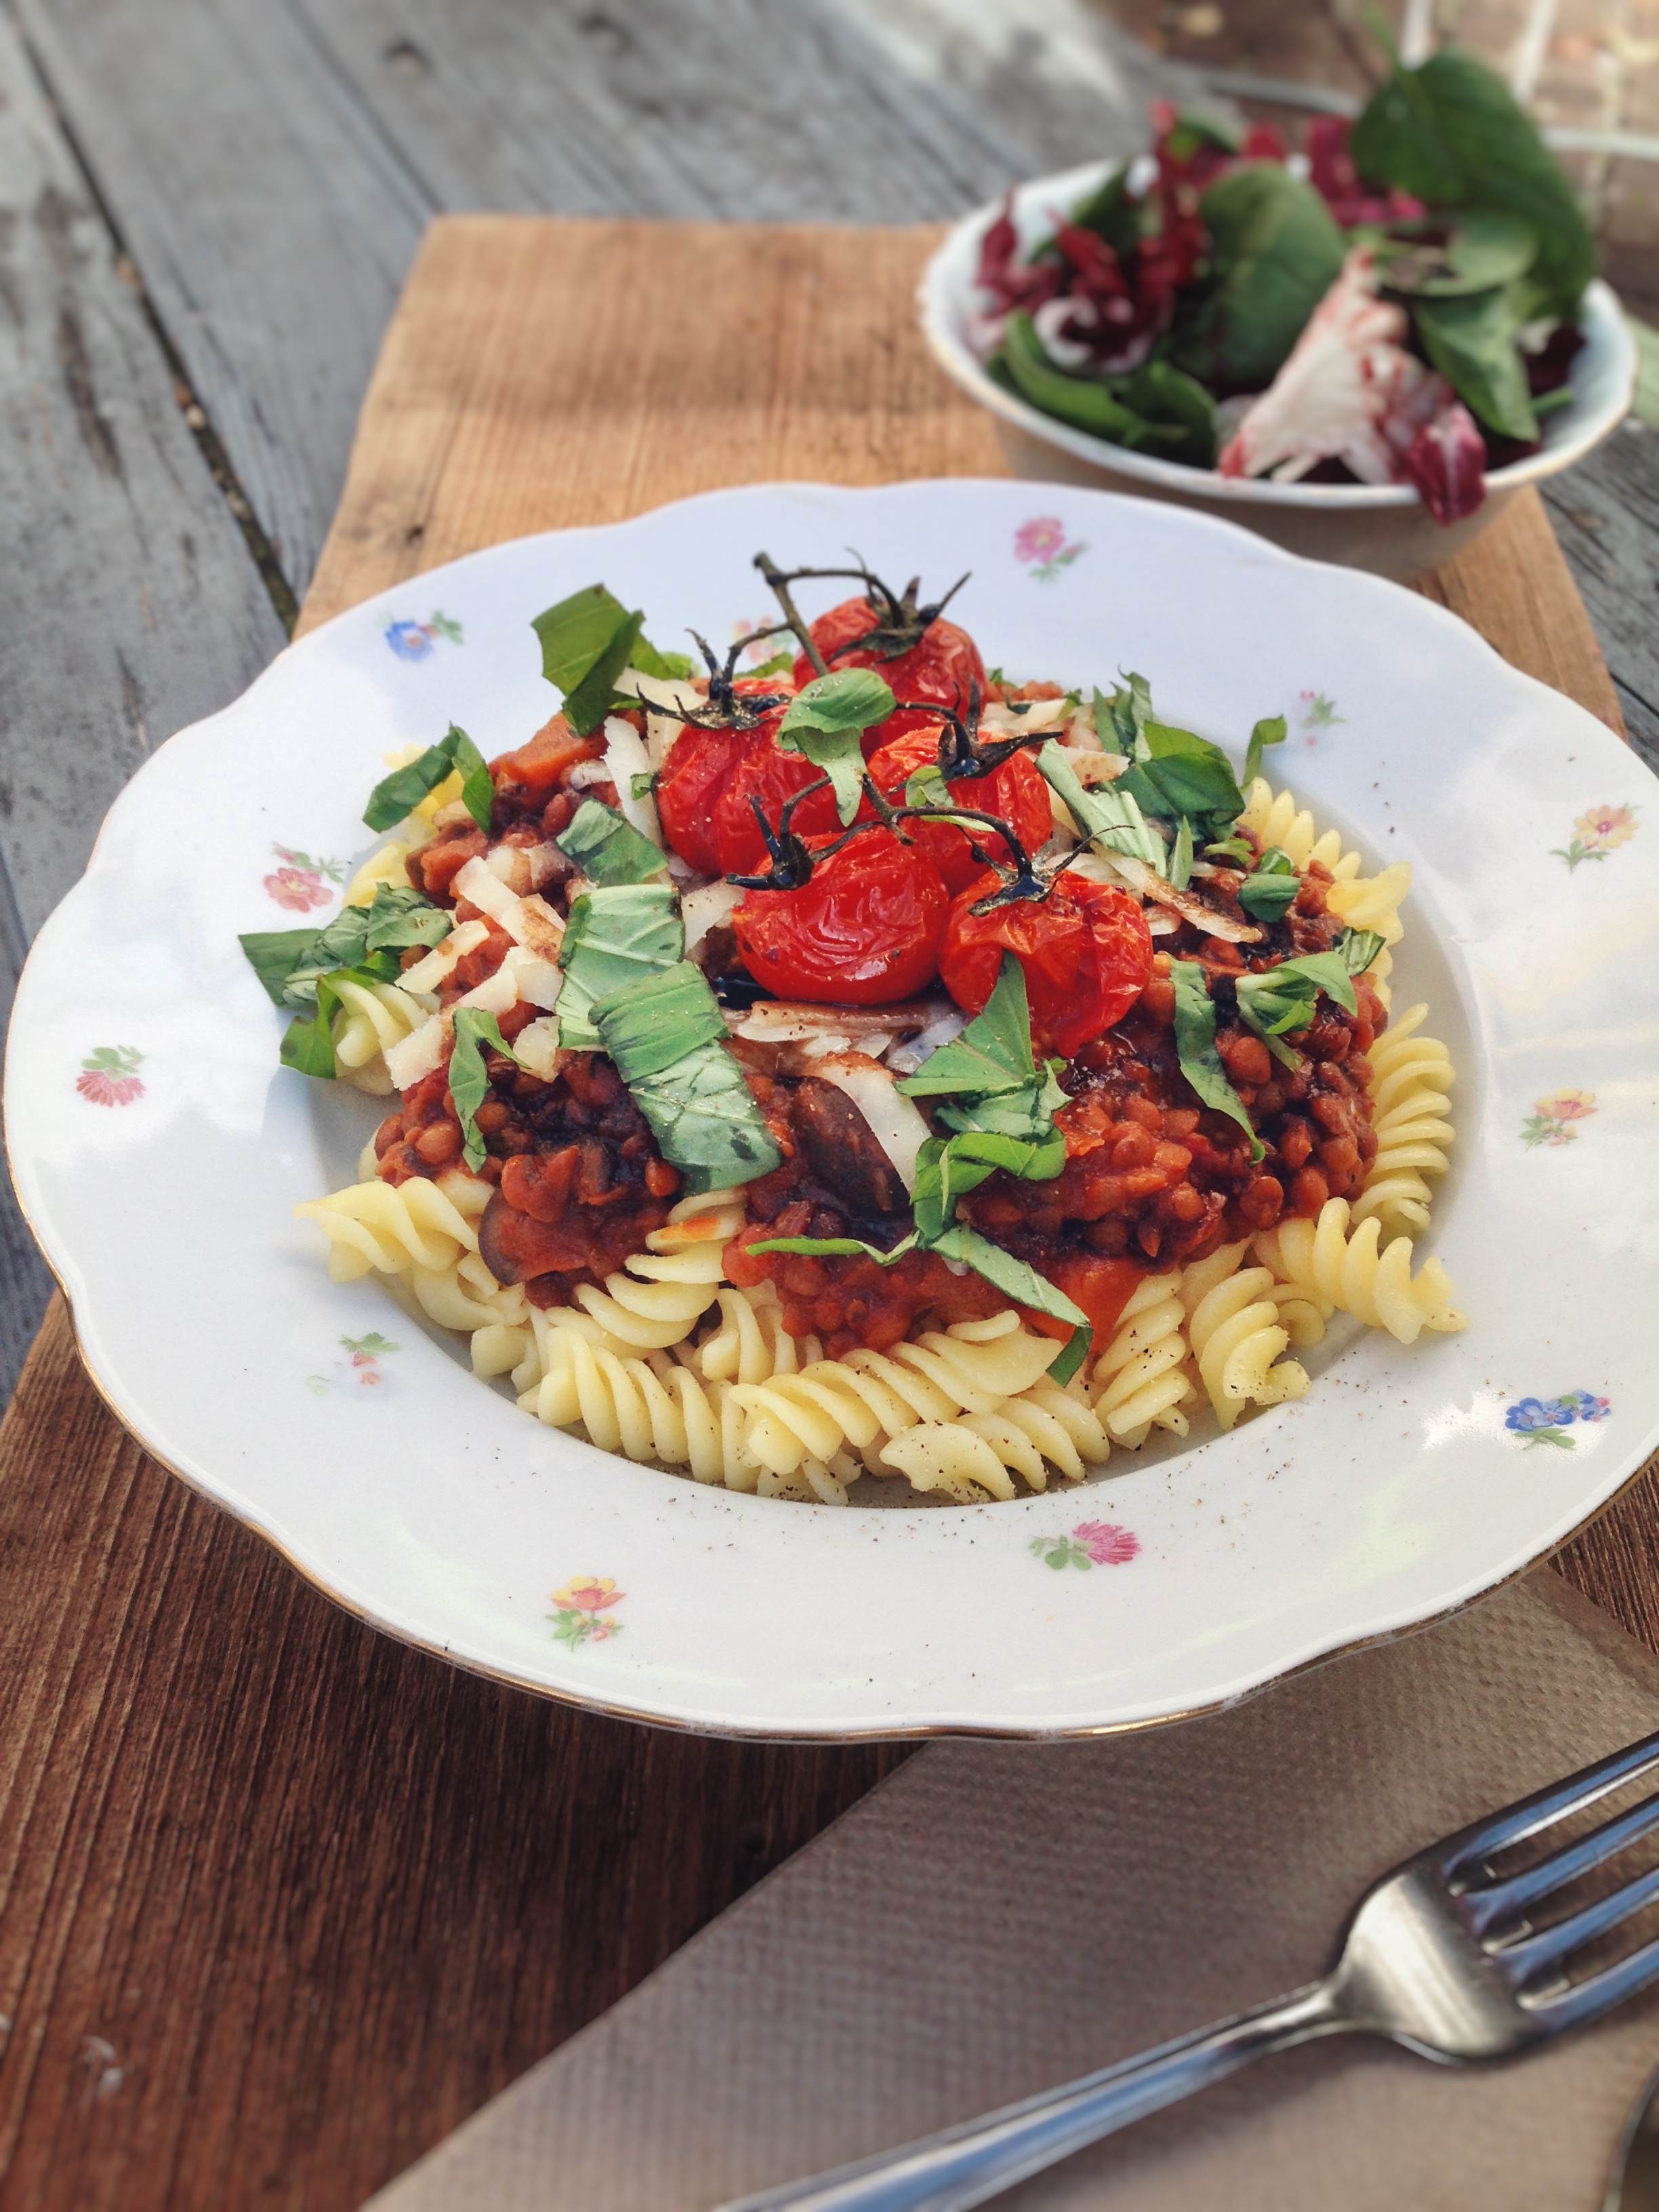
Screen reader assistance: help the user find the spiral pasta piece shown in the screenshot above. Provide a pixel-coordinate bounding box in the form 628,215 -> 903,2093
330,981 -> 431,1095
1326,860 -> 1412,945
1180,1243 -> 1310,1430
1353,1004 -> 1456,1239
1089,1272 -> 1194,1445
1237,778 -> 1363,878
1254,1199 -> 1467,1344
296,1172 -> 487,1281
567,1189 -> 744,1350
693,1284 -> 824,1383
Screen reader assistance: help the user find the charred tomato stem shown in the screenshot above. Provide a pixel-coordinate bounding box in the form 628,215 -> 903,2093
753,550 -> 970,670
754,554 -> 832,679
668,625 -> 793,732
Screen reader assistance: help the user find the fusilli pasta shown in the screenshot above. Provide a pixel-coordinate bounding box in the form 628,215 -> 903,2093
1088,1272 -> 1194,1445
1254,1198 -> 1467,1345
330,980 -> 432,1096
1179,1242 -> 1311,1430
1352,1003 -> 1456,1240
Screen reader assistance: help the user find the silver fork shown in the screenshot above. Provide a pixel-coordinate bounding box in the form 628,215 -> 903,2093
718,1726 -> 1659,2212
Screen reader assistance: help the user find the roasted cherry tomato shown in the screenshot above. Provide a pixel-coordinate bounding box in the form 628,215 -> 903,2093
940,868 -> 1154,1057
792,596 -> 988,752
657,719 -> 774,876
733,828 -> 949,1006
863,724 -> 1054,896
715,735 -> 842,876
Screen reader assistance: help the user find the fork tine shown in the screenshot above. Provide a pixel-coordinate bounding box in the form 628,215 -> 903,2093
1523,1923 -> 1659,2032
1464,1788 -> 1659,1926
1437,1727 -> 1659,1876
1493,1860 -> 1659,1983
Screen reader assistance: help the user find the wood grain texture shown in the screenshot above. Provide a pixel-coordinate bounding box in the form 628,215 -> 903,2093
13,0 -> 1193,598
1,212 -> 1653,2212
1542,417 -> 1659,777
0,7 -> 287,1405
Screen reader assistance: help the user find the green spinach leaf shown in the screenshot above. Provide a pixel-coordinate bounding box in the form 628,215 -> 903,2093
1412,285 -> 1538,440
1193,164 -> 1347,389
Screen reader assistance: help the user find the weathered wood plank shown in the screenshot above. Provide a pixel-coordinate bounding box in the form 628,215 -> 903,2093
1542,416 -> 1659,779
0,7 -> 286,1405
12,0 -> 1199,596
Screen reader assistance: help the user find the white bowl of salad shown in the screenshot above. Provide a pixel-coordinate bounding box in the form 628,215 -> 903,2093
918,50 -> 1636,580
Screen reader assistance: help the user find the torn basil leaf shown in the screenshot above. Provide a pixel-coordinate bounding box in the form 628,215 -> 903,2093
556,798 -> 668,886
1237,846 -> 1301,922
1244,714 -> 1287,787
278,964 -> 395,1082
626,1042 -> 783,1195
926,1225 -> 1091,1385
898,954 -> 1034,1098
241,927 -> 327,1008
1234,950 -> 1357,1039
592,961 -> 726,1081
912,1128 -> 1064,1244
363,882 -> 453,952
778,668 -> 897,825
1170,816 -> 1195,891
630,771 -> 658,802
556,883 -> 683,1050
1115,722 -> 1246,830
1204,836 -> 1254,865
749,1232 -> 918,1265
630,635 -> 695,682
1336,927 -> 1387,976
449,1007 -> 522,1172
1169,959 -> 1263,1160
531,584 -> 645,737
1038,741 -> 1166,875
363,723 -> 492,833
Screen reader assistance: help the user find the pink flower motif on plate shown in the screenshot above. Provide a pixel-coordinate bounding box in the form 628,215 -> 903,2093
263,844 -> 344,912
1031,1521 -> 1140,1571
305,1330 -> 398,1395
1521,1089 -> 1596,1149
1554,802 -> 1639,872
1013,517 -> 1086,583
76,1045 -> 144,1107
550,1576 -> 626,1649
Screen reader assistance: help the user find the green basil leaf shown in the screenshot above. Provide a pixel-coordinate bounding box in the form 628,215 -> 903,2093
1103,672 -> 1156,758
626,1040 -> 783,1194
1205,837 -> 1254,864
1194,164 -> 1347,389
241,927 -> 327,1007
363,883 -> 453,952
779,669 -> 897,824
630,770 -> 658,801
1336,927 -> 1387,975
1169,959 -> 1263,1160
556,883 -> 684,1050
279,972 -> 348,1080
741,651 -> 794,680
450,1007 -> 521,1173
1237,866 -> 1301,921
1350,49 -> 1594,319
1234,950 -> 1358,1038
749,1232 -> 919,1265
1244,714 -> 1288,787
630,635 -> 695,682
1170,815 -> 1195,892
899,954 -> 1034,1097
1115,723 -> 1246,825
591,960 -> 727,1082
1038,741 -> 1166,874
532,583 -> 632,692
1412,285 -> 1538,441
556,798 -> 668,886
363,722 -> 492,834
924,1224 -> 1091,1385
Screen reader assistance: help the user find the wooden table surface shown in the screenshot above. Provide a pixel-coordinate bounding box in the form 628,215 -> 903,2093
1,10 -> 1658,2209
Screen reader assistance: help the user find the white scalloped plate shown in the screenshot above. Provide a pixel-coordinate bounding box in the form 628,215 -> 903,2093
7,479 -> 1658,1738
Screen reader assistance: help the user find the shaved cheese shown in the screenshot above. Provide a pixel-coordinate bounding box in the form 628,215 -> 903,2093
486,845 -> 533,893
808,1052 -> 931,1195
682,878 -> 742,955
981,697 -> 1071,735
731,998 -> 945,1044
567,756 -> 612,790
512,1016 -> 562,1081
885,1006 -> 967,1076
502,945 -> 563,1010
400,918 -> 489,994
384,1015 -> 445,1091
1067,851 -> 1262,944
617,668 -> 703,716
512,893 -> 565,959
457,964 -> 518,1016
453,856 -> 520,927
602,715 -> 663,850
525,842 -> 565,892
1057,746 -> 1127,786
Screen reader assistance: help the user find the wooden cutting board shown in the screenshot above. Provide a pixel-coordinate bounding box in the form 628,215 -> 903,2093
0,218 -> 1650,2212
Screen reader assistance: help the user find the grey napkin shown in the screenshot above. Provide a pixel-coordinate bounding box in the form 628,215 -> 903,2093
367,1572 -> 1659,2211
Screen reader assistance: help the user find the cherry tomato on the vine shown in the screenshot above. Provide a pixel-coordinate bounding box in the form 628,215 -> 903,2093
715,735 -> 842,876
792,596 -> 988,752
657,724 -> 768,876
733,828 -> 949,1006
940,868 -> 1154,1058
863,724 -> 1054,896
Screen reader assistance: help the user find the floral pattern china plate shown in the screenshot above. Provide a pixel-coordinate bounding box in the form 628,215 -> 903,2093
7,478 -> 1658,1738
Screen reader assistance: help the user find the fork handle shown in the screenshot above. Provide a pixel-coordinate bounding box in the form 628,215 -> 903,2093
716,1979 -> 1349,2212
